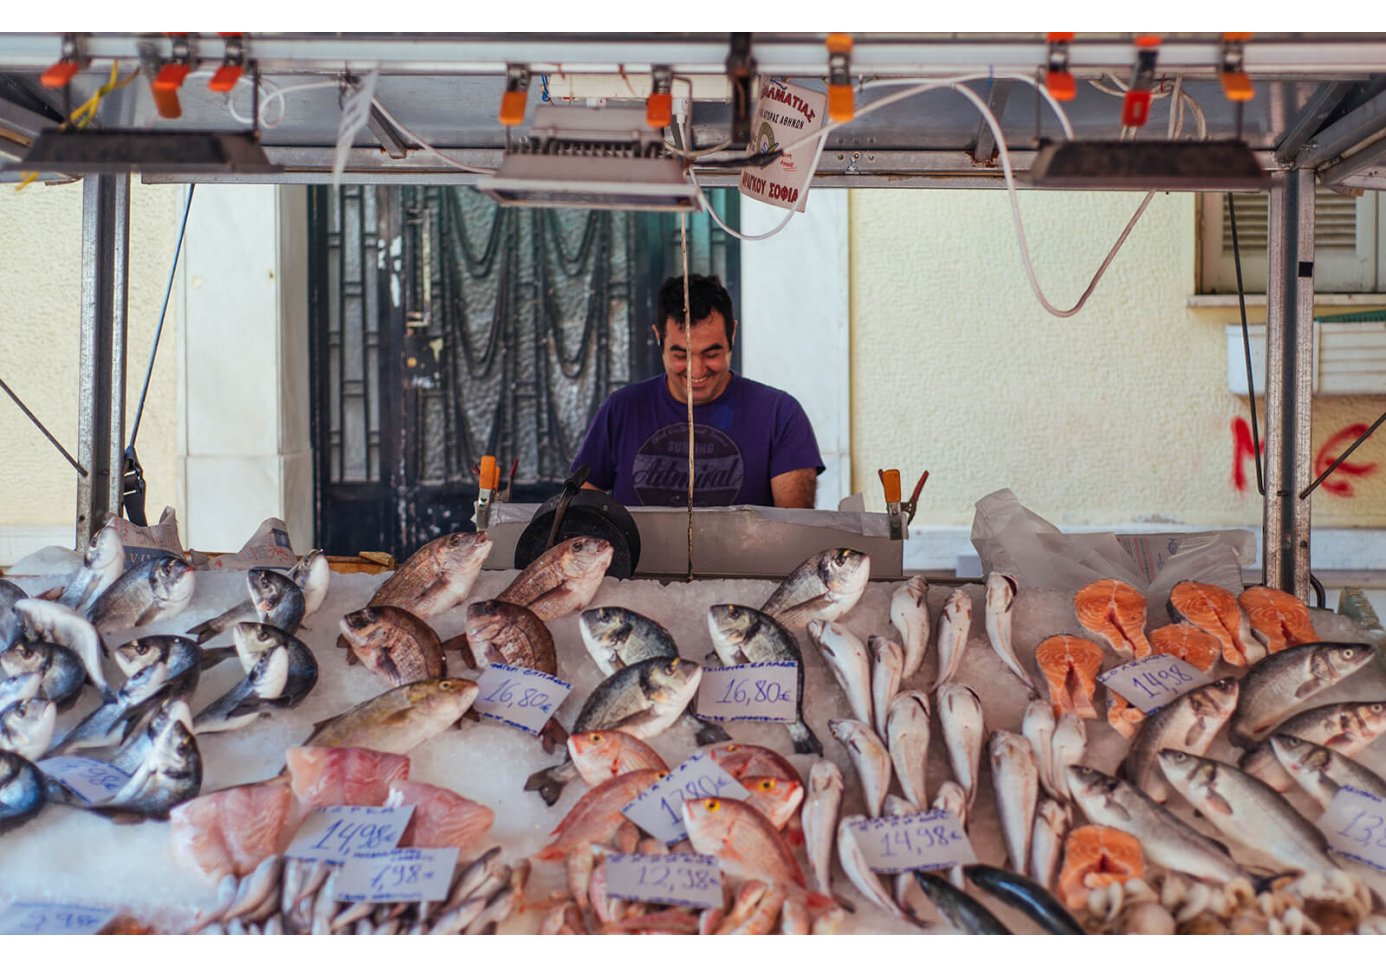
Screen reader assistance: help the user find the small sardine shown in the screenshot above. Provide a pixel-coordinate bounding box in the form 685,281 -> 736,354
1271,732 -> 1386,810
15,598 -> 113,701
1050,714 -> 1087,802
1229,642 -> 1375,748
984,573 -> 1036,693
830,718 -> 892,819
761,548 -> 871,629
805,619 -> 873,726
802,759 -> 844,898
938,683 -> 984,809
1028,797 -> 1070,889
224,855 -> 285,924
989,730 -> 1038,874
869,635 -> 903,739
934,589 -> 973,690
1022,700 -> 1058,801
889,576 -> 930,681
1123,677 -> 1239,803
887,690 -> 931,808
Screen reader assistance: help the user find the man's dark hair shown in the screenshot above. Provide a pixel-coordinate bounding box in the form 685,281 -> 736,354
656,274 -> 735,346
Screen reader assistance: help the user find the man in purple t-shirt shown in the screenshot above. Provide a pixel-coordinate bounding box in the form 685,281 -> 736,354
572,274 -> 824,508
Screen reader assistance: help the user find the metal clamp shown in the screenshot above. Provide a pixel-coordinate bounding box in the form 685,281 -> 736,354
1045,33 -> 1076,102
1121,35 -> 1161,129
826,33 -> 854,122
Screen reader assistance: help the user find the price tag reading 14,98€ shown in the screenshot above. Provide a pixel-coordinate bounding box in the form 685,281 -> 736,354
696,661 -> 799,724
472,663 -> 573,737
1097,655 -> 1213,714
604,852 -> 724,909
284,804 -> 415,864
847,811 -> 977,875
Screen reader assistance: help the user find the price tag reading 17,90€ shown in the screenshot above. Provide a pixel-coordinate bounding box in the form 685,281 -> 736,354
284,804 -> 415,864
696,661 -> 799,724
847,811 -> 977,876
472,663 -> 574,737
1318,785 -> 1386,874
604,852 -> 724,909
622,752 -> 751,845
334,847 -> 460,904
1097,655 -> 1213,715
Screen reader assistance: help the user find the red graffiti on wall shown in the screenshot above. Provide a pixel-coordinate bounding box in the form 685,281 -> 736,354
1232,417 -> 1380,497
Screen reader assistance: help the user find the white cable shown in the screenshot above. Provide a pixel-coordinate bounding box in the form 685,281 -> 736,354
225,76 -> 339,129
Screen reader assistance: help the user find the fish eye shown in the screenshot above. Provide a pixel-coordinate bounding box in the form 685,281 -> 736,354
1343,649 -> 1355,658
1374,704 -> 1384,713
440,681 -> 455,691
758,780 -> 775,792
589,734 -> 604,744
705,800 -> 720,812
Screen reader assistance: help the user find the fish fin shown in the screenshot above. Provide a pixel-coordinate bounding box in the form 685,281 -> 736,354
1183,722 -> 1207,747
378,651 -> 400,685
199,646 -> 237,669
773,595 -> 834,626
36,585 -> 64,602
133,603 -> 161,626
1293,679 -> 1322,700
691,716 -> 731,746
459,708 -> 481,727
1204,792 -> 1235,816
226,695 -> 280,720
538,717 -> 568,756
439,633 -> 472,658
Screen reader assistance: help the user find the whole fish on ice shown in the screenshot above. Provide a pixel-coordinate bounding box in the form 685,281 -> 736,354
760,548 -> 870,629
57,520 -> 124,613
0,639 -> 87,711
830,718 -> 891,819
869,635 -> 903,739
186,568 -> 304,646
1270,733 -> 1386,809
887,690 -> 931,808
497,536 -> 613,621
86,555 -> 195,635
933,589 -> 972,690
289,549 -> 331,619
890,576 -> 930,680
709,605 -> 821,755
192,642 -> 290,734
339,605 -> 444,686
1123,677 -> 1239,803
1228,642 -> 1374,748
989,729 -> 1038,875
984,573 -> 1036,693
806,618 -> 872,728
938,683 -> 984,809
300,678 -> 479,755
13,598 -> 113,701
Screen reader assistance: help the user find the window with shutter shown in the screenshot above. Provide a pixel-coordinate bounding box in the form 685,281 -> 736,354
1197,188 -> 1382,293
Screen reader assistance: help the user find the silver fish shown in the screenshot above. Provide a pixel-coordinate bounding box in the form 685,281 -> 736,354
50,639 -> 201,754
1123,677 -> 1240,803
290,550 -> 331,619
86,555 -> 195,635
938,683 -> 984,809
984,573 -> 1036,693
572,656 -> 702,738
934,589 -> 973,689
186,569 -> 304,645
1271,733 -> 1386,810
830,718 -> 892,819
193,643 -> 290,734
0,581 -> 23,651
989,729 -> 1038,874
887,690 -> 931,808
806,619 -> 873,726
111,698 -> 193,776
0,640 -> 86,711
1067,765 -> 1251,884
802,759 -> 844,898
0,748 -> 46,834
708,605 -> 820,755
889,576 -> 930,680
88,718 -> 202,819
1229,642 -> 1375,748
229,623 -> 319,709
113,634 -> 194,678
836,814 -> 909,921
1158,749 -> 1339,875
1029,798 -> 1070,888
869,635 -> 903,739
762,548 -> 871,629
58,520 -> 124,613
225,855 -> 286,924
1239,699 -> 1386,791
1051,713 -> 1087,802
0,698 -> 55,761
0,672 -> 41,708
14,598 -> 112,701
1022,699 -> 1058,801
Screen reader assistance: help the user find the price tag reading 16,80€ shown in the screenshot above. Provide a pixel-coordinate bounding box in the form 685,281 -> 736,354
284,804 -> 415,863
696,661 -> 799,724
472,663 -> 574,736
603,852 -> 724,909
1097,655 -> 1212,714
847,811 -> 977,875
621,752 -> 751,845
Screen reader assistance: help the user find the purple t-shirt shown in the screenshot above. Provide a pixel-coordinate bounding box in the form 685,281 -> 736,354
571,373 -> 824,507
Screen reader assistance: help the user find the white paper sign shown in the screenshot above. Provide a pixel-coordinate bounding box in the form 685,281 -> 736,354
285,804 -> 415,864
621,752 -> 751,845
473,663 -> 573,736
334,847 -> 459,903
738,78 -> 826,213
1098,655 -> 1213,714
1319,785 -> 1386,873
604,852 -> 724,909
0,901 -> 115,935
37,756 -> 130,805
847,810 -> 977,875
696,661 -> 798,723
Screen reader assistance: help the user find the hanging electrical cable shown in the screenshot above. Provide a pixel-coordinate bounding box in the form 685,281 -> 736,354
1229,193 -> 1265,496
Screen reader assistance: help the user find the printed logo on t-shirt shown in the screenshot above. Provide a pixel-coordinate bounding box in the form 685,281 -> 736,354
632,424 -> 744,506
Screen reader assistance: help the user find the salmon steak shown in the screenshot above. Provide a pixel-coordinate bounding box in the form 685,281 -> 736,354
1057,824 -> 1145,911
286,745 -> 411,811
1148,623 -> 1222,673
1035,635 -> 1104,720
1074,579 -> 1152,659
1239,586 -> 1317,655
389,779 -> 495,851
1168,581 -> 1261,667
168,780 -> 295,879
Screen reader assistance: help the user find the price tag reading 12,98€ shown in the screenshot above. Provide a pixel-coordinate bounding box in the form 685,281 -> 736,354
604,852 -> 724,909
472,663 -> 574,736
696,661 -> 799,723
1318,785 -> 1386,874
284,804 -> 415,864
621,752 -> 751,845
847,811 -> 977,875
1097,655 -> 1213,714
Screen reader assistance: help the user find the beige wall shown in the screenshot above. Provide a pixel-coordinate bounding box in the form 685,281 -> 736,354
0,180 -> 185,544
850,189 -> 1386,529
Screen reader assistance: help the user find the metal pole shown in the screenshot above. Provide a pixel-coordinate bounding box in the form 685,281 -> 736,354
75,173 -> 130,549
1262,169 -> 1315,597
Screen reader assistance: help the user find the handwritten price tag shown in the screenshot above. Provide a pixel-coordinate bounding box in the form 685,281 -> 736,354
604,852 -> 724,908
37,757 -> 130,805
0,901 -> 115,935
696,662 -> 799,723
622,752 -> 751,845
334,847 -> 459,903
847,810 -> 977,875
1097,655 -> 1212,714
285,804 -> 415,864
1319,785 -> 1386,873
472,663 -> 573,736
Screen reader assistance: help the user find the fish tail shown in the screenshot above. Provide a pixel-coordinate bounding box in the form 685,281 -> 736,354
692,716 -> 731,746
523,763 -> 570,806
789,720 -> 823,756
199,646 -> 236,669
98,685 -> 118,704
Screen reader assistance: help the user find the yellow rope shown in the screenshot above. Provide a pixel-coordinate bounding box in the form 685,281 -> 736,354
17,62 -> 140,191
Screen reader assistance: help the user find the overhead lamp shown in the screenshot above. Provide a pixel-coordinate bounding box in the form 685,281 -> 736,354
10,129 -> 281,175
1026,140 -> 1269,191
477,104 -> 699,212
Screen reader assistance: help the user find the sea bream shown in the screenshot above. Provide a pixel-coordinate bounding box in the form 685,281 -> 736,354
989,729 -> 1038,875
226,624 -> 319,710
70,718 -> 202,820
938,683 -> 985,809
934,589 -> 973,689
497,536 -> 613,621
465,599 -> 556,673
1238,699 -> 1386,791
192,642 -> 291,734
86,555 -> 195,635
566,730 -> 668,787
110,698 -> 193,775
1122,677 -> 1239,803
0,748 -> 46,834
289,549 -> 331,619
760,548 -> 870,629
185,568 -> 304,646
49,638 -> 201,754
1228,642 -> 1375,748
1270,733 -> 1386,810
985,573 -> 1037,693
887,690 -> 931,808
299,678 -> 479,754
1158,749 -> 1340,875
339,605 -> 444,686
890,576 -> 930,680
369,530 -> 493,618
708,605 -> 821,755
0,640 -> 87,711
57,520 -> 124,613
0,697 -> 55,761
13,598 -> 113,700
806,618 -> 873,727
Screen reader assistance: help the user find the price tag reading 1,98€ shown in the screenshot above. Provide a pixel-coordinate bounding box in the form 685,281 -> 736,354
847,811 -> 977,876
621,752 -> 751,845
284,804 -> 415,864
1318,785 -> 1386,874
472,663 -> 574,736
1097,655 -> 1213,715
36,757 -> 131,805
696,661 -> 799,724
0,902 -> 115,936
334,847 -> 460,903
604,852 -> 724,909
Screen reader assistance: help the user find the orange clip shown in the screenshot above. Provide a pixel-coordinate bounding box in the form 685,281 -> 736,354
499,65 -> 530,126
1045,32 -> 1077,102
646,91 -> 672,129
153,62 -> 191,93
479,455 -> 499,491
40,34 -> 83,88
877,468 -> 902,504
1220,32 -> 1255,102
826,33 -> 854,122
1121,35 -> 1160,128
209,33 -> 244,93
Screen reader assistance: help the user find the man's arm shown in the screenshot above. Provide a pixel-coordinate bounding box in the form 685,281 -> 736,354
770,468 -> 816,509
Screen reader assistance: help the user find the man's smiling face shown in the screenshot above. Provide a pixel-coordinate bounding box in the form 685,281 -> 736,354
656,309 -> 736,405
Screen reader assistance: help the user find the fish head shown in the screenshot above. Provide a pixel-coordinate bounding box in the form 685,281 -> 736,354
1268,733 -> 1324,776
568,730 -> 614,760
820,548 -> 870,596
248,569 -> 290,611
681,796 -> 736,847
748,776 -> 804,817
251,644 -> 291,697
944,588 -> 972,619
579,607 -> 632,647
707,604 -> 754,652
561,537 -> 614,579
149,698 -> 195,736
1065,765 -> 1118,802
412,677 -> 481,721
1353,701 -> 1386,737
1195,677 -> 1241,716
644,657 -> 702,713
0,672 -> 41,704
232,621 -> 278,657
155,718 -> 200,770
985,572 -> 1017,611
930,780 -> 968,818
807,758 -> 843,794
1156,748 -> 1211,788
828,718 -> 866,745
153,558 -> 195,605
3,697 -> 55,742
115,637 -> 172,676
1322,643 -> 1376,680
0,642 -> 45,676
87,523 -> 123,570
440,530 -> 493,571
339,607 -> 384,648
